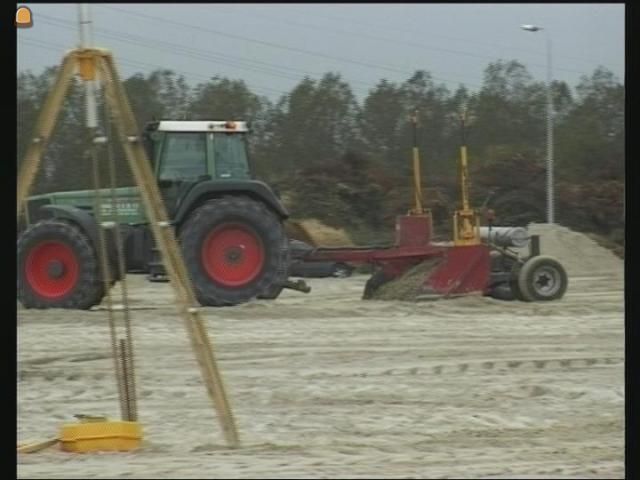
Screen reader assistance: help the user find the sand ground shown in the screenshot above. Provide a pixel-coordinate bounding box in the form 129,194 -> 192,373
17,259 -> 624,478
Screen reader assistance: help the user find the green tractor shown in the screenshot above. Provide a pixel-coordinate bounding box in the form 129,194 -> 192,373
17,120 -> 292,309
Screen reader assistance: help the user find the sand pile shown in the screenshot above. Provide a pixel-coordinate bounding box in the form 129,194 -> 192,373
522,223 -> 624,278
370,258 -> 443,301
285,218 -> 354,247
18,269 -> 625,478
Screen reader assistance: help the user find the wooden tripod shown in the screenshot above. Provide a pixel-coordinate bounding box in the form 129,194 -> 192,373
17,48 -> 240,448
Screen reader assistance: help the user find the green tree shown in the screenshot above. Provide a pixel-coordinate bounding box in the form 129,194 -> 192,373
17,67 -> 96,194
263,73 -> 361,174
397,71 -> 451,176
122,72 -> 168,129
188,76 -> 262,120
556,66 -> 624,181
187,76 -> 273,178
472,60 -> 546,164
360,79 -> 408,168
360,72 -> 452,177
148,70 -> 191,119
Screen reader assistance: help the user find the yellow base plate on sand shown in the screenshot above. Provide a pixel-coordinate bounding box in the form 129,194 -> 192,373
60,420 -> 142,453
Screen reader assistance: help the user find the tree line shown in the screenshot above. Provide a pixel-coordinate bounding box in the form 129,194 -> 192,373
17,60 -> 624,250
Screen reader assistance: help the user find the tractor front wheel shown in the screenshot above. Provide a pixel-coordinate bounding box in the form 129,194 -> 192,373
180,197 -> 289,306
18,220 -> 105,309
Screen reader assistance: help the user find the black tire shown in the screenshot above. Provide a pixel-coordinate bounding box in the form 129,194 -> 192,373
180,196 -> 289,306
362,268 -> 392,300
257,234 -> 291,299
488,284 -> 516,301
509,261 -> 527,301
488,251 -> 524,301
517,255 -> 568,302
17,220 -> 105,309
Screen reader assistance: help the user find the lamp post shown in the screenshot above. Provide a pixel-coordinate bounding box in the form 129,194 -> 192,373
521,24 -> 554,224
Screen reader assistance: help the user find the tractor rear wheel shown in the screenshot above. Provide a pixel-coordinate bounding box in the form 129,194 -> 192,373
180,197 -> 289,306
517,255 -> 568,302
257,235 -> 290,300
18,220 -> 105,309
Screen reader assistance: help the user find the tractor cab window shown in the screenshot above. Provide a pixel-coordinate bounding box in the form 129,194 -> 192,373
213,134 -> 250,179
159,133 -> 207,181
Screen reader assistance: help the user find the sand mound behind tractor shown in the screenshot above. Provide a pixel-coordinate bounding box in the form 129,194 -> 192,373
285,218 -> 353,247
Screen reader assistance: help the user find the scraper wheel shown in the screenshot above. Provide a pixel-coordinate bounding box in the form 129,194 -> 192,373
517,255 -> 568,302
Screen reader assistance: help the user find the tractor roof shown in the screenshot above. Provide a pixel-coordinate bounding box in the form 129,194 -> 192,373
157,121 -> 249,133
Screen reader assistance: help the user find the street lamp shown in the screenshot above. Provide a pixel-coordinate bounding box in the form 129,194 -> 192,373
521,24 -> 554,224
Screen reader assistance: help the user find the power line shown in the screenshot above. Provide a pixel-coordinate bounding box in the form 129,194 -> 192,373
94,4 -> 505,79
17,38 -> 290,98
199,6 -> 595,77
34,13 -> 383,97
18,37 -> 569,111
35,16 -> 315,81
91,5 -> 487,90
279,4 -> 618,70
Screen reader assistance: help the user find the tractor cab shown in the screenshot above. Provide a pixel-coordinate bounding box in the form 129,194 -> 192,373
143,120 -> 252,182
141,120 -> 254,218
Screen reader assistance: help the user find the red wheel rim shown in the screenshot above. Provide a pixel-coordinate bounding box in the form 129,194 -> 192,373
201,223 -> 265,287
24,241 -> 80,299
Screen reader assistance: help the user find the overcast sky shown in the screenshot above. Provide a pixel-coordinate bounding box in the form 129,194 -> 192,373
17,3 -> 625,101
